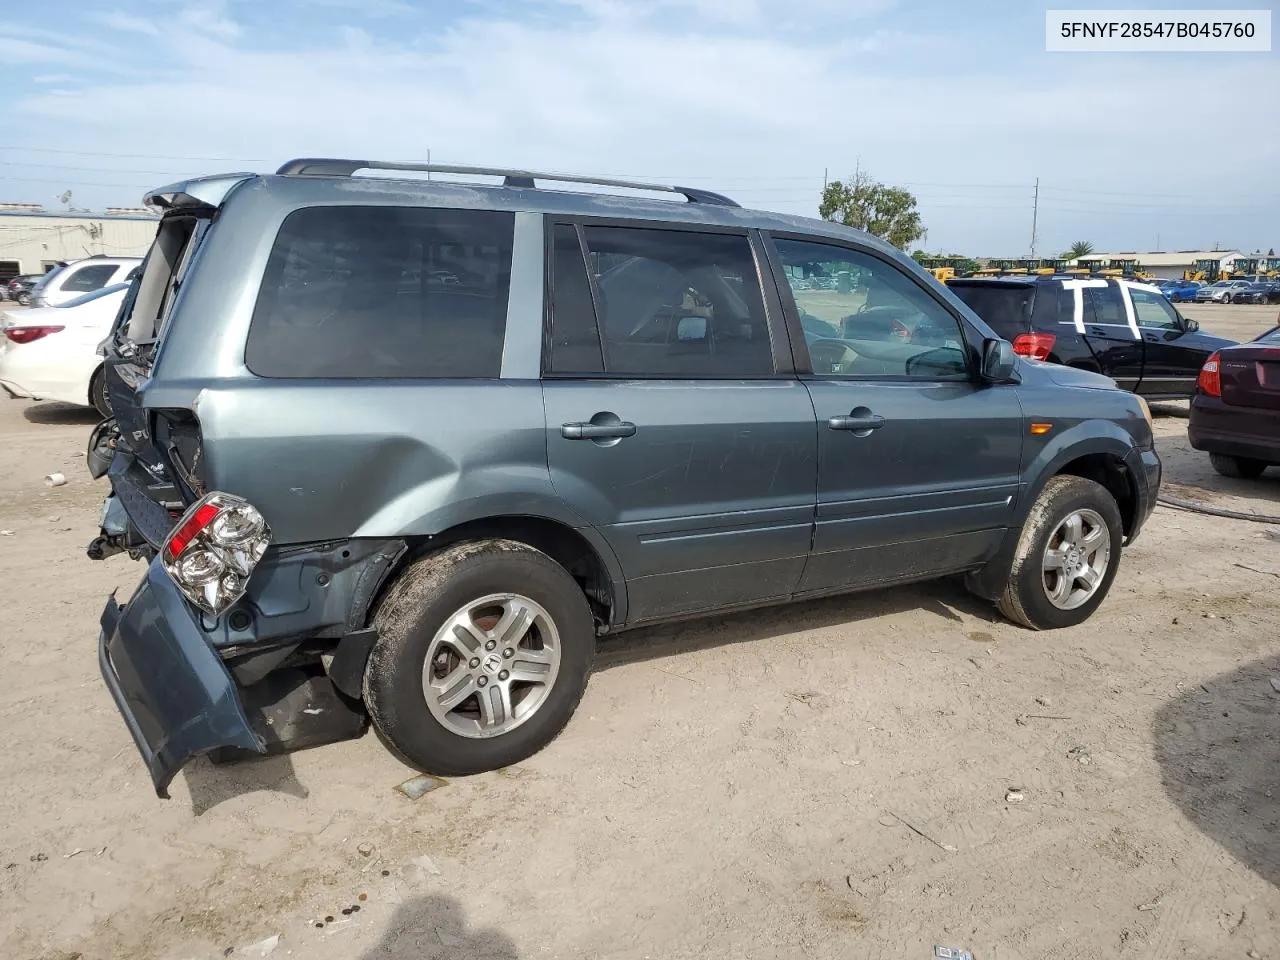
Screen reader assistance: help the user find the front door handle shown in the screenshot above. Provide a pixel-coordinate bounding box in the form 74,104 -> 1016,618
561,421 -> 637,440
828,414 -> 885,433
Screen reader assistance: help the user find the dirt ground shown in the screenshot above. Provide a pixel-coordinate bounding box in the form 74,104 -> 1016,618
1,303 -> 1278,960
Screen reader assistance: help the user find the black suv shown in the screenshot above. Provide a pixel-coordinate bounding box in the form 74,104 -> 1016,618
948,275 -> 1235,399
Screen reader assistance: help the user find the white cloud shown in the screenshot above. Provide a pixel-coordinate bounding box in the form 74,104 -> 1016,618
32,73 -> 76,83
96,11 -> 161,36
0,37 -> 81,64
301,0 -> 417,16
8,3 -> 1278,252
179,4 -> 242,41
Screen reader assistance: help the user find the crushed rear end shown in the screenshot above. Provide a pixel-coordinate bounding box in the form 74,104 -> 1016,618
88,175 -> 380,795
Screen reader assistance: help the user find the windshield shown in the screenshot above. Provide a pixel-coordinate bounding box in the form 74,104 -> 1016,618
56,282 -> 129,309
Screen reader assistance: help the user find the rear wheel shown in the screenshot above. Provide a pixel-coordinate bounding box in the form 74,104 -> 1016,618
364,539 -> 595,776
89,367 -> 111,418
1209,453 -> 1268,479
996,476 -> 1123,630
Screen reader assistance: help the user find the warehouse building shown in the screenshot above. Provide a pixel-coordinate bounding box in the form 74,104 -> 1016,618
0,204 -> 158,283
1067,249 -> 1244,280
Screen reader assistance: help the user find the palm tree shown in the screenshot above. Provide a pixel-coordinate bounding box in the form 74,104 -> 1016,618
1068,241 -> 1095,259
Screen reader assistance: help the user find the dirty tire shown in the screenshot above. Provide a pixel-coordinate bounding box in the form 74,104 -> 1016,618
89,367 -> 111,418
1208,453 -> 1267,479
997,476 -> 1123,630
364,539 -> 594,776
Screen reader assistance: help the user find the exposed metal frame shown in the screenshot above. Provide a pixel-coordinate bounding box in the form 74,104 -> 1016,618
275,158 -> 740,207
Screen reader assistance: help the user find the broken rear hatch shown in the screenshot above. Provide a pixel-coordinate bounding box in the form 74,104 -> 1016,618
94,174 -> 268,796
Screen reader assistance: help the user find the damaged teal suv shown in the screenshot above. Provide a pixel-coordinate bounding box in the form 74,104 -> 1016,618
88,159 -> 1161,796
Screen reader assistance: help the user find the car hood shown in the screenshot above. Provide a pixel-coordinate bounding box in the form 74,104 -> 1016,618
1025,359 -> 1118,392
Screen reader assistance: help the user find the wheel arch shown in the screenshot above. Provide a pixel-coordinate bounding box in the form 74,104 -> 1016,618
369,515 -> 627,633
967,425 -> 1143,601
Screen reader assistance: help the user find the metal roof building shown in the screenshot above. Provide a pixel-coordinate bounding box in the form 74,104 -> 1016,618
0,206 -> 158,282
1068,249 -> 1245,279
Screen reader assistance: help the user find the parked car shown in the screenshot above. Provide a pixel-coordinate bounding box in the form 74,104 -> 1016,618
1152,278 -> 1201,302
946,275 -> 1235,399
29,256 -> 140,308
5,273 -> 46,306
1228,282 -> 1276,305
90,160 -> 1161,796
1195,279 -> 1254,304
1188,325 -> 1280,478
0,283 -> 126,416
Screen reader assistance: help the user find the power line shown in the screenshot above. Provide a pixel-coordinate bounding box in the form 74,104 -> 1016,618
0,144 -> 268,163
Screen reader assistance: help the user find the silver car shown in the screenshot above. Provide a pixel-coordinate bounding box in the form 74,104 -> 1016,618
1194,279 -> 1253,304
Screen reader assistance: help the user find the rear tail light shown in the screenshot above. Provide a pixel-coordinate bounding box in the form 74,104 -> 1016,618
1197,352 -> 1221,397
4,325 -> 65,344
162,492 -> 271,615
1011,332 -> 1056,361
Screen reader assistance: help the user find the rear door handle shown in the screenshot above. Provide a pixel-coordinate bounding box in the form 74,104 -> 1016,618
827,414 -> 885,433
561,421 -> 637,440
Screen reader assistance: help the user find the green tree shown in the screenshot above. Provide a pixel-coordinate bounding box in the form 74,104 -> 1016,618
820,171 -> 925,250
1065,240 -> 1095,258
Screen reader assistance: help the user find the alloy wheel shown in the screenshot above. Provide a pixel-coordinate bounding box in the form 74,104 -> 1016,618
1041,509 -> 1111,611
421,593 -> 561,739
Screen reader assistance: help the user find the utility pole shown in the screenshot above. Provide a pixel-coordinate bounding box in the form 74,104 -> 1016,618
426,147 -> 431,180
823,167 -> 828,190
1029,177 -> 1039,258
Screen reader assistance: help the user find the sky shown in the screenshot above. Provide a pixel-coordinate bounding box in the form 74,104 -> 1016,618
0,0 -> 1276,256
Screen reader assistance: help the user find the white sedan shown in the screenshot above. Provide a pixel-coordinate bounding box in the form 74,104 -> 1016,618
0,283 -> 126,417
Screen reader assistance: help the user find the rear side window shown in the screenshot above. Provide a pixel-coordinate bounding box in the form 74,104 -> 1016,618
546,224 -> 604,374
1085,284 -> 1127,326
61,263 -> 118,293
557,226 -> 773,378
948,283 -> 1033,339
247,206 -> 514,379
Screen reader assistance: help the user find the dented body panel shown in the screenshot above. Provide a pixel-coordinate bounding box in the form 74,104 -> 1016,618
89,164 -> 1163,793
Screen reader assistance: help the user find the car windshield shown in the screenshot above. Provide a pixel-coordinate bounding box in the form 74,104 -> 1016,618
56,282 -> 129,309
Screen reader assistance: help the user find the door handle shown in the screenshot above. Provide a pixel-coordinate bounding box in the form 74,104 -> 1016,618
827,414 -> 885,433
1089,326 -> 1106,336
561,421 -> 637,440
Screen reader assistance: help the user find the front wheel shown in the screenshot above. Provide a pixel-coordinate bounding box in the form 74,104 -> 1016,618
996,476 -> 1123,630
364,539 -> 595,776
16,292 -> 30,306
1209,453 -> 1268,479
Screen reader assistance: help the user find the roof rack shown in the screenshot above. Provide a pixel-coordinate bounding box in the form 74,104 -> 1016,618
275,158 -> 740,207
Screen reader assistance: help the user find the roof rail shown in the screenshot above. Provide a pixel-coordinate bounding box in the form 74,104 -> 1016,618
275,158 -> 740,207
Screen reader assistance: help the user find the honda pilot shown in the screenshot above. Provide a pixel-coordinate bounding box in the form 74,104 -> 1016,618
89,159 -> 1162,796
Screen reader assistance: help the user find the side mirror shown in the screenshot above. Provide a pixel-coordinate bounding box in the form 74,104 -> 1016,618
1183,316 -> 1199,332
981,338 -> 1017,382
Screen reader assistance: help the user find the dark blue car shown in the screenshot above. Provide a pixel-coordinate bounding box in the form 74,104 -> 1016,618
1153,278 -> 1201,303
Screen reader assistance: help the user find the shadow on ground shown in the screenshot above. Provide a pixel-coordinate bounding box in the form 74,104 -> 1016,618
360,895 -> 519,959
1154,651 -> 1280,887
21,401 -> 99,425
181,751 -> 310,816
597,576 -> 994,671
